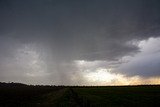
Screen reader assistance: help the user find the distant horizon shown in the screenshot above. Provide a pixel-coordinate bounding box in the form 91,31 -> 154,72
1,81 -> 160,87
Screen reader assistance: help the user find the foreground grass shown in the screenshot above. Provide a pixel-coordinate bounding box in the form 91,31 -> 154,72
0,83 -> 80,107
0,83 -> 65,107
0,82 -> 160,107
73,85 -> 160,107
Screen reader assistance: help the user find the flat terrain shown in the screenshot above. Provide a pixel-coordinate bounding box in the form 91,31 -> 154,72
73,86 -> 160,107
0,83 -> 160,107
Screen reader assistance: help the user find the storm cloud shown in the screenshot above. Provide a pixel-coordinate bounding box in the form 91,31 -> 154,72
0,0 -> 160,85
117,37 -> 160,77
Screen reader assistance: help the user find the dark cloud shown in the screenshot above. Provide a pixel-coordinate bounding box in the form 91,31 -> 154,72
120,54 -> 160,77
117,37 -> 160,77
0,0 -> 160,84
1,0 -> 160,60
118,53 -> 160,77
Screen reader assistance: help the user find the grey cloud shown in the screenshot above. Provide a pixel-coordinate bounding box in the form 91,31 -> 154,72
118,53 -> 160,77
0,0 -> 160,84
117,37 -> 160,77
1,0 -> 160,61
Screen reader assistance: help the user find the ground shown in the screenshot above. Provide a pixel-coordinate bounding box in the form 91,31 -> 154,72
0,83 -> 160,107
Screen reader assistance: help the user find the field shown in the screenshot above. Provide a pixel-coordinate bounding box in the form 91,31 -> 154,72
0,82 -> 160,107
73,86 -> 160,107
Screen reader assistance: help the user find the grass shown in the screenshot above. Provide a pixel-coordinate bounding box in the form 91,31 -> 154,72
0,82 -> 160,107
0,82 -> 65,107
73,86 -> 160,107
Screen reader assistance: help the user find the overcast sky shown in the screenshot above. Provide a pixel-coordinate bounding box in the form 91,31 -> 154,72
0,0 -> 160,85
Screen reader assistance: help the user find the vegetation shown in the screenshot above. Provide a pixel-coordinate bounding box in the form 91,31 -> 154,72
73,86 -> 160,107
0,82 -> 160,107
0,82 -> 65,107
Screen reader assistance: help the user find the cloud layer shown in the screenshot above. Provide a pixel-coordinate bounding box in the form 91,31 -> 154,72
0,0 -> 160,85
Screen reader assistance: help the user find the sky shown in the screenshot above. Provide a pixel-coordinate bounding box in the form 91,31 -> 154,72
0,0 -> 160,85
